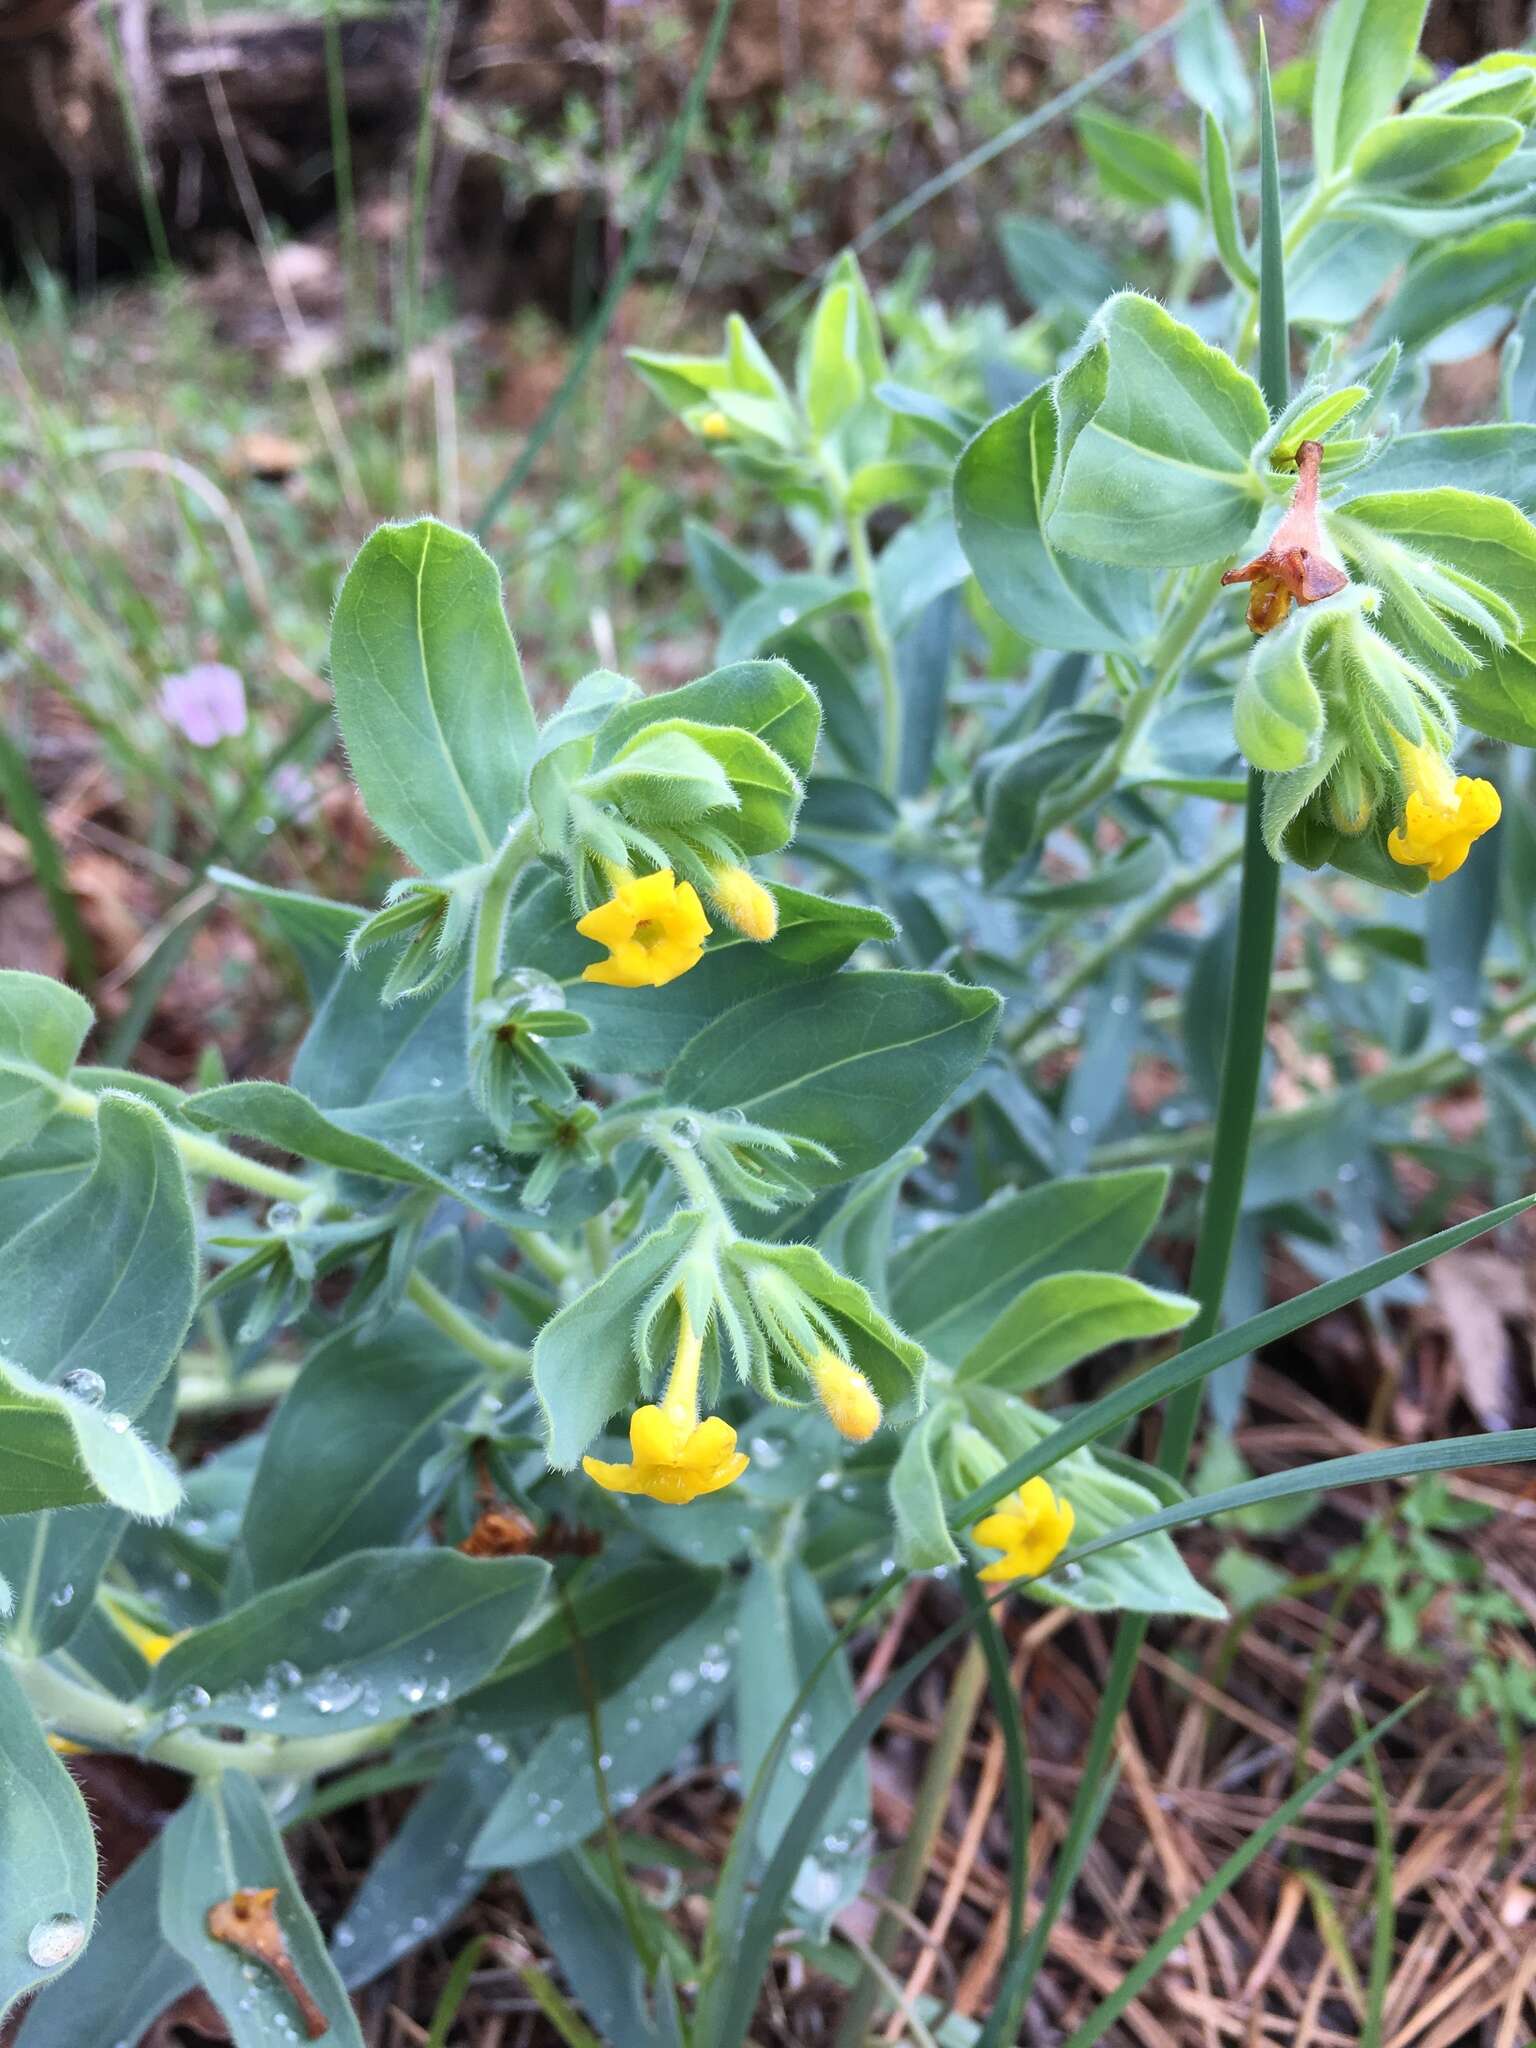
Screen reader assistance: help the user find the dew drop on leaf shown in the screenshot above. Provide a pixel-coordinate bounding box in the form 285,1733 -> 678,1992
58,1369 -> 106,1406
27,1912 -> 85,1969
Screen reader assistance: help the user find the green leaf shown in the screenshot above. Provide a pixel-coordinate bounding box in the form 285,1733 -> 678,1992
1369,221 -> 1536,352
891,1169 -> 1169,1359
844,457 -> 951,519
666,971 -> 1000,1187
728,1242 -> 923,1417
210,868 -> 365,1003
148,1548 -> 549,1736
184,1080 -> 608,1229
468,1594 -> 736,1868
975,713 -> 1122,880
1016,833 -> 1167,911
13,1839 -> 192,2048
1311,0 -> 1431,180
798,280 -> 865,435
1337,423 -> 1536,513
0,1658 -> 96,2020
329,518 -> 537,876
954,389 -> 1156,654
950,1192 -> 1536,1527
1449,638 -> 1536,746
534,1210 -> 703,1467
1341,488 -> 1536,635
590,658 -> 821,785
998,215 -> 1123,320
0,972 -> 93,1161
735,1560 -> 869,1937
1047,294 -> 1269,568
955,1273 -> 1198,1393
889,1400 -> 963,1571
1202,113 -> 1257,290
0,1357 -> 180,1519
158,1773 -> 364,2048
1,1092 -> 196,1418
715,577 -> 860,668
237,1312 -> 483,1591
332,1747 -> 497,1987
1351,113 -> 1522,202
1075,107 -> 1204,210
962,1387 -> 1225,1619
0,1507 -> 124,1655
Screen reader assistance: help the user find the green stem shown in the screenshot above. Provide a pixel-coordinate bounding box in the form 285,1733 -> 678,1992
406,1271 -> 531,1377
844,507 -> 904,798
653,1128 -> 736,1233
12,1652 -> 403,1780
470,812 -> 537,1009
1007,837 -> 1242,1051
55,1081 -> 530,1376
833,1637 -> 990,2048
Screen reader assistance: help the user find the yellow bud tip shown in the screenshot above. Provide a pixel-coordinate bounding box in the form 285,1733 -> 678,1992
575,867 -> 712,988
972,1477 -> 1075,1584
103,1595 -> 184,1665
811,1351 -> 882,1442
709,865 -> 779,943
1387,736 -> 1501,883
698,409 -> 733,441
47,1734 -> 92,1756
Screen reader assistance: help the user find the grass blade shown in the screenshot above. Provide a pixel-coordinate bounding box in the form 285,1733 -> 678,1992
0,719 -> 96,992
1059,1696 -> 1420,2048
949,1191 -> 1536,1528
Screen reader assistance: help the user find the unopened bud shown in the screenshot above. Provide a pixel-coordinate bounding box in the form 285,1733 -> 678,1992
709,864 -> 779,942
811,1351 -> 882,1441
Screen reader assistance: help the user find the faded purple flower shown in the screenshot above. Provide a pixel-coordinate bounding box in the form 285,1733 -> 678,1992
271,761 -> 319,821
160,663 -> 247,746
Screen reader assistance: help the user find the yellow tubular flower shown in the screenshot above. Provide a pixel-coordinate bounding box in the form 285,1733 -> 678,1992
576,868 -> 711,988
48,1734 -> 91,1756
1387,737 -> 1502,883
699,410 -> 734,441
103,1595 -> 184,1665
810,1349 -> 882,1441
709,864 -> 779,943
583,1306 -> 749,1506
972,1478 -> 1075,1583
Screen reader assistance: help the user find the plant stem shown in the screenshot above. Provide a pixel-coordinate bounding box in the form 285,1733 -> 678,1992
844,507 -> 904,798
406,1270 -> 531,1376
470,812 -> 537,1009
54,1082 -> 530,1375
1007,837 -> 1242,1050
12,1651 -> 403,1780
833,1637 -> 990,2048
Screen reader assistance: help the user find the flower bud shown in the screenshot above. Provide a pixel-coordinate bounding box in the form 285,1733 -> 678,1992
708,864 -> 779,942
810,1350 -> 882,1441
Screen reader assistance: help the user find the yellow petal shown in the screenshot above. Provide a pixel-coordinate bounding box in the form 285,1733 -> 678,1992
576,899 -> 637,947
647,942 -> 706,987
668,881 -> 712,944
624,868 -> 679,916
630,1404 -> 690,1465
581,956 -> 644,987
976,1553 -> 1023,1584
679,1415 -> 740,1471
972,1511 -> 1026,1552
582,1455 -> 642,1494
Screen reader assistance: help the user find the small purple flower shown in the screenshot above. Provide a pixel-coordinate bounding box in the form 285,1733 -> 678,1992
271,761 -> 319,821
160,663 -> 247,746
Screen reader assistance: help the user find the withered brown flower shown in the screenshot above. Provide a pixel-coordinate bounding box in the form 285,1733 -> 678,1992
1220,439 -> 1348,634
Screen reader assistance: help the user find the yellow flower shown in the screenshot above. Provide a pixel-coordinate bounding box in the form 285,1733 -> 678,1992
709,864 -> 779,943
576,868 -> 711,988
810,1349 -> 882,1441
1387,737 -> 1501,883
103,1594 -> 184,1665
583,1306 -> 749,1506
972,1478 -> 1075,1583
698,410 -> 733,441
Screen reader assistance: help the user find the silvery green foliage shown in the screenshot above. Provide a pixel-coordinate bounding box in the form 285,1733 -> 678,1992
7,4 -> 1536,2039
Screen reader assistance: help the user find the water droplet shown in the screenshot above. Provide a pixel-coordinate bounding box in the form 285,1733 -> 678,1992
1068,1114 -> 1090,1137
1109,993 -> 1131,1016
48,1583 -> 74,1608
174,1683 -> 212,1713
397,1677 -> 428,1706
790,1744 -> 817,1776
322,1605 -> 351,1633
747,1434 -> 784,1470
307,1671 -> 363,1715
597,1752 -> 613,1771
58,1368 -> 105,1407
27,1913 -> 85,1969
670,1114 -> 701,1144
267,1201 -> 302,1232
1450,1004 -> 1479,1031
667,1669 -> 696,1697
104,1412 -> 130,1435
334,1925 -> 356,1950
